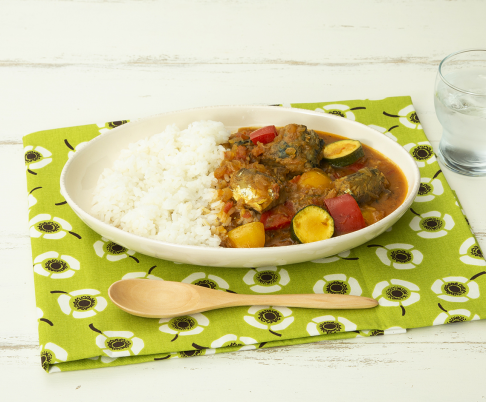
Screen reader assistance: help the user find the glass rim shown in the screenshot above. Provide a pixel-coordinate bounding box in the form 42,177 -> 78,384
438,48 -> 486,96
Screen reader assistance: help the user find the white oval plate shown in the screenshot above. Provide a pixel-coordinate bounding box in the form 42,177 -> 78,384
61,105 -> 420,268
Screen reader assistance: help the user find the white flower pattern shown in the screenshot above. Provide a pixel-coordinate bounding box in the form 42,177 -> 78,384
159,313 -> 209,341
57,289 -> 108,318
373,279 -> 420,315
25,145 -> 52,173
315,103 -> 362,120
415,176 -> 444,202
29,214 -> 77,240
313,274 -> 362,296
182,272 -> 229,290
33,251 -> 80,278
243,267 -> 290,293
403,141 -> 436,168
431,276 -> 480,303
306,315 -> 357,336
94,237 -> 137,262
210,334 -> 258,351
244,305 -> 294,336
459,237 -> 486,266
409,211 -> 455,239
40,342 -> 68,372
397,105 -> 422,130
95,330 -> 144,358
433,309 -> 480,326
374,243 -> 423,270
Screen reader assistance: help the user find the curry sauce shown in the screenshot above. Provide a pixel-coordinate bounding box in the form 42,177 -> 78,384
213,124 -> 407,248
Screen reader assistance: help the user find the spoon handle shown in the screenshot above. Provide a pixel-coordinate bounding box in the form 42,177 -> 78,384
227,293 -> 378,310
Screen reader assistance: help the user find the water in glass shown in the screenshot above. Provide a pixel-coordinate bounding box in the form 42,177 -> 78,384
435,66 -> 486,176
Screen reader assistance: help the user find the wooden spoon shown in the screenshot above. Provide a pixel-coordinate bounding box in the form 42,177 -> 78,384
109,279 -> 378,318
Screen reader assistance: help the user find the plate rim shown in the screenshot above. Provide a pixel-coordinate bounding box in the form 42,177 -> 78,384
60,104 -> 421,254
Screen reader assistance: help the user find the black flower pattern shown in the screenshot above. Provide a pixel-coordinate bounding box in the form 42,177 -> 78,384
418,183 -> 432,196
318,321 -> 343,334
325,281 -> 349,295
244,306 -> 294,336
443,282 -> 467,297
307,315 -> 357,336
108,120 -> 128,128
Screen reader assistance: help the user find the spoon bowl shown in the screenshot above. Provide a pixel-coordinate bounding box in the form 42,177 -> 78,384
109,279 -> 378,318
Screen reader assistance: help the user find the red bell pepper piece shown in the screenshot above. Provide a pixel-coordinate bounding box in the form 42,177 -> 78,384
324,194 -> 366,236
250,125 -> 277,145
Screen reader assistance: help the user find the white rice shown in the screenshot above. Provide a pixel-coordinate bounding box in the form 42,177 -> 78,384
91,120 -> 231,247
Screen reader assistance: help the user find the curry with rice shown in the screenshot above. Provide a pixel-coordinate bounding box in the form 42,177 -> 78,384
213,124 -> 407,248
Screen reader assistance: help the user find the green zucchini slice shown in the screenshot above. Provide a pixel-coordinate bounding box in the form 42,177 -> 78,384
290,205 -> 334,244
323,140 -> 364,167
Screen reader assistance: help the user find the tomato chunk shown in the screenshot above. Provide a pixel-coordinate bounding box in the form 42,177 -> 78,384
261,211 -> 291,231
223,201 -> 233,213
333,160 -> 366,178
324,194 -> 366,236
260,202 -> 294,231
250,125 -> 277,144
347,160 -> 366,172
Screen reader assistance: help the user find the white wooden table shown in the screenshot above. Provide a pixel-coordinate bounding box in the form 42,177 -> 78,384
2,0 -> 486,400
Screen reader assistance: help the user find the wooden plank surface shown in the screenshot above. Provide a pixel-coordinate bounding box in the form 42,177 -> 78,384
2,0 -> 486,400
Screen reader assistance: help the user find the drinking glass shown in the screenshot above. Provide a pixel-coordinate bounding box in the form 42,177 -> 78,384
434,49 -> 486,176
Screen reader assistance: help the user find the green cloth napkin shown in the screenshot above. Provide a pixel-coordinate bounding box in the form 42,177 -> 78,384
23,96 -> 486,373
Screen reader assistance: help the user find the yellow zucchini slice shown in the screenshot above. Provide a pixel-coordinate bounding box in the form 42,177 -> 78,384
290,205 -> 334,244
323,140 -> 364,167
298,169 -> 333,190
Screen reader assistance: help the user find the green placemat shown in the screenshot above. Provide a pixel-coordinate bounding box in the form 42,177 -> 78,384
23,97 -> 486,373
